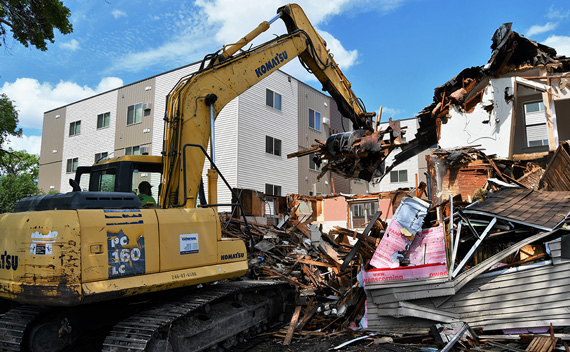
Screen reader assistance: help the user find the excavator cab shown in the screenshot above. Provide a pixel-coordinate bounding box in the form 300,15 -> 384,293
74,155 -> 162,199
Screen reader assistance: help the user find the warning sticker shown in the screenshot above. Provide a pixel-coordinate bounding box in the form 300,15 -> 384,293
30,243 -> 53,255
180,234 -> 199,255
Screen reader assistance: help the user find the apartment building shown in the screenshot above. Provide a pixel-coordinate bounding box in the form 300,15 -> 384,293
369,117 -> 429,193
38,63 -> 332,206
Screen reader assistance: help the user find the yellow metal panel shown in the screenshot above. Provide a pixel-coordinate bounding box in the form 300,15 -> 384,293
82,261 -> 248,303
155,208 -> 221,271
79,209 -> 159,283
0,210 -> 82,305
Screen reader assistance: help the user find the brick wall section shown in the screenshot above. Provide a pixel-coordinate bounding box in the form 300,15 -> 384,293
427,156 -> 491,204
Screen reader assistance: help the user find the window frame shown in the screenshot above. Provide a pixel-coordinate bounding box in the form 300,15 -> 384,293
125,146 -> 141,156
523,101 -> 548,148
127,103 -> 143,126
94,152 -> 108,163
265,136 -> 282,156
309,108 -> 321,131
69,120 -> 81,136
66,157 -> 78,173
309,154 -> 320,171
97,112 -> 111,129
265,89 -> 282,111
390,169 -> 408,183
265,183 -> 282,197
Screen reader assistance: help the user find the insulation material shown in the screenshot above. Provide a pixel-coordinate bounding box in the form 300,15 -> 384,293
363,263 -> 449,284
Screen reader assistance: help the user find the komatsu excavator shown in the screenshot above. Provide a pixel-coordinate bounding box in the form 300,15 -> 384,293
0,4 -> 383,351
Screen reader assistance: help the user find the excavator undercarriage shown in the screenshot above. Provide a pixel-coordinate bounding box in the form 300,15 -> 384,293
0,281 -> 293,352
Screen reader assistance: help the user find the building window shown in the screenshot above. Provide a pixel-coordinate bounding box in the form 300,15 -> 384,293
524,101 -> 548,147
350,200 -> 378,228
94,152 -> 108,162
265,183 -> 282,196
309,154 -> 320,171
125,146 -> 140,155
69,121 -> 81,136
127,103 -> 143,125
390,170 -> 408,183
309,109 -> 321,131
266,89 -> 282,110
265,136 -> 281,156
97,112 -> 110,129
66,157 -> 78,173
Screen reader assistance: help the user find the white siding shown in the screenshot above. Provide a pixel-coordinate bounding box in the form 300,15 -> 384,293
60,90 -> 118,192
439,77 -> 514,158
152,64 -> 201,156
370,118 -> 421,192
201,97 -> 240,212
237,70 -> 298,195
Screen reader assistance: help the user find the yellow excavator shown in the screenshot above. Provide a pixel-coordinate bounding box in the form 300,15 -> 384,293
0,4 -> 380,351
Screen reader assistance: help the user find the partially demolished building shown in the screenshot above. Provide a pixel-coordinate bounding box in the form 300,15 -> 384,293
362,23 -> 570,335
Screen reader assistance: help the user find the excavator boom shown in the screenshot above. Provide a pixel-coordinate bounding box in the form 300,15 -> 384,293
161,4 -> 376,209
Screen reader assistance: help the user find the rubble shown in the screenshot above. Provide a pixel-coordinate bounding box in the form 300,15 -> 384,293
222,21 -> 570,352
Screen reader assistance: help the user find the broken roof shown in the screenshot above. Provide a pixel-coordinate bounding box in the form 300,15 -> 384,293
464,188 -> 570,231
394,23 -> 570,168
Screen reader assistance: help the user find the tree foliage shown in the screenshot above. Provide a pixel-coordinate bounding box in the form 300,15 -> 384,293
0,93 -> 22,153
0,0 -> 73,51
0,149 -> 41,213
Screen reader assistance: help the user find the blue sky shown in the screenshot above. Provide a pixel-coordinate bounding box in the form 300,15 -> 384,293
2,0 -> 570,155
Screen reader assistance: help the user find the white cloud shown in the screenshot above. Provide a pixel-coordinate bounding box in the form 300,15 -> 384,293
526,22 -> 558,37
544,35 -> 570,56
60,39 -> 80,51
112,9 -> 127,19
547,6 -> 570,20
382,107 -> 405,120
108,0 -> 405,76
0,77 -> 124,130
4,134 -> 42,156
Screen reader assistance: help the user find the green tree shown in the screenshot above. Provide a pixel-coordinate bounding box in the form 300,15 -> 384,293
0,93 -> 22,154
0,149 -> 41,213
0,0 -> 73,51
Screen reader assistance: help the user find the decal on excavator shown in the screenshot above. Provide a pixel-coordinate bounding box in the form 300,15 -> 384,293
107,230 -> 145,278
0,252 -> 18,271
29,230 -> 58,256
104,209 -> 143,226
180,234 -> 199,255
220,252 -> 245,261
254,50 -> 288,78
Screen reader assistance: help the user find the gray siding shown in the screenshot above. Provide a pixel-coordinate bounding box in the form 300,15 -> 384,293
38,108 -> 66,193
297,82 -> 330,196
366,238 -> 570,332
114,78 -> 156,155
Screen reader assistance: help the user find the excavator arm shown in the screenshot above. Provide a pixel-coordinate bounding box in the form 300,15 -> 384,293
161,4 -> 375,208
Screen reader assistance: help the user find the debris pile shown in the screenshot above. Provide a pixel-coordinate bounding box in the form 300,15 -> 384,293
219,141 -> 570,350
219,200 -> 386,343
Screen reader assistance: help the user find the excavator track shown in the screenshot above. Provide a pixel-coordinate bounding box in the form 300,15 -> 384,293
0,306 -> 47,351
102,280 -> 293,352
0,281 -> 292,352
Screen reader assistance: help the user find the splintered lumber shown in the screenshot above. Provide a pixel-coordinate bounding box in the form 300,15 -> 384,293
283,306 -> 302,345
526,336 -> 559,352
340,211 -> 381,271
287,145 -> 321,159
296,304 -> 319,332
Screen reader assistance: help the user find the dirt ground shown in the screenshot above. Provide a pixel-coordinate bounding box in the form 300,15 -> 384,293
230,328 -> 421,352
